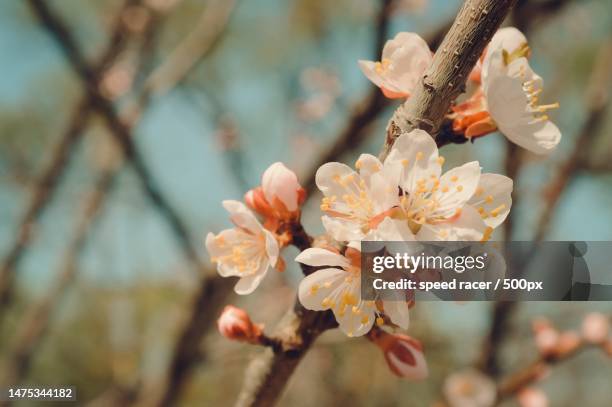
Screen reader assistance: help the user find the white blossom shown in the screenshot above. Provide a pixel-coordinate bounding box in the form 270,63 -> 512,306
482,27 -> 561,154
385,130 -> 512,241
296,234 -> 410,337
206,200 -> 279,295
358,32 -> 432,99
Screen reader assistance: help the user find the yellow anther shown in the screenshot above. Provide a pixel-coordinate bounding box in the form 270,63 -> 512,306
478,207 -> 485,214
321,298 -> 331,308
415,151 -> 424,161
450,175 -> 458,182
352,306 -> 360,314
456,185 -> 463,192
442,186 -> 449,193
475,187 -> 483,196
481,226 -> 494,242
376,316 -> 385,326
401,159 -> 409,167
437,156 -> 445,166
490,204 -> 506,217
361,315 -> 370,325
485,195 -> 494,204
310,284 -> 319,295
537,102 -> 560,112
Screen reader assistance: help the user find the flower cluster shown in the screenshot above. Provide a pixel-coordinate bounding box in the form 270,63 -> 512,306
206,26 -> 563,381
206,162 -> 305,294
360,28 -> 561,154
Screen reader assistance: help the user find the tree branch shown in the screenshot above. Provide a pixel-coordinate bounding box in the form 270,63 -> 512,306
301,9 -> 453,195
234,1 -> 517,406
27,0 -> 204,270
0,0 -> 139,316
382,0 -> 517,160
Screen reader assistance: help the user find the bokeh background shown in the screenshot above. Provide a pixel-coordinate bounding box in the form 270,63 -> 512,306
0,0 -> 611,405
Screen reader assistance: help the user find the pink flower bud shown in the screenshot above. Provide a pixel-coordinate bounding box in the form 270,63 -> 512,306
581,312 -> 610,344
556,331 -> 581,355
217,305 -> 262,344
443,369 -> 496,407
518,387 -> 548,407
262,162 -> 304,213
532,318 -> 559,356
370,329 -> 428,380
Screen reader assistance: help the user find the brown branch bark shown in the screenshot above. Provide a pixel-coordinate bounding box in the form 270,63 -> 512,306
0,0 -> 139,316
382,0 -> 518,160
0,1 -> 173,393
234,2 -> 517,406
496,341 -> 605,400
302,8 -> 453,195
27,0 -> 204,270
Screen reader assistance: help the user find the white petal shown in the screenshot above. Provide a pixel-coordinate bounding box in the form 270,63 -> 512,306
263,229 -> 279,267
467,173 -> 513,228
222,200 -> 263,233
370,217 -> 416,242
434,162 -> 481,217
315,162 -> 358,198
383,299 -> 410,330
417,205 -> 488,241
482,27 -> 528,83
335,298 -> 375,337
386,130 -> 441,194
384,34 -> 432,93
356,153 -> 384,182
368,171 -> 400,213
503,120 -> 561,155
262,162 -> 300,211
321,216 -> 365,242
295,248 -> 349,268
298,267 -> 346,311
234,266 -> 268,295
358,60 -> 386,89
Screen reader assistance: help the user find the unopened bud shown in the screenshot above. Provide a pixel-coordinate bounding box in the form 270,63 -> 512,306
443,369 -> 496,407
518,387 -> 548,407
581,313 -> 610,344
262,162 -> 305,214
369,329 -> 427,380
217,305 -> 262,344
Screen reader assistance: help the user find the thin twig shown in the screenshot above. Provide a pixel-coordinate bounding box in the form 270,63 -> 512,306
27,0 -> 203,271
301,11 -> 453,195
382,0 -> 517,159
0,0 -> 140,317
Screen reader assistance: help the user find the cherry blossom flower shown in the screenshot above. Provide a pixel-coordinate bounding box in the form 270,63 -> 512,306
452,27 -> 561,154
581,312 -> 610,344
245,162 -> 306,226
518,387 -> 549,407
316,153 -> 401,242
296,235 -> 410,337
369,329 -> 428,380
206,200 -> 279,295
358,32 -> 432,99
385,130 -> 512,241
217,305 -> 263,344
443,369 -> 497,407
